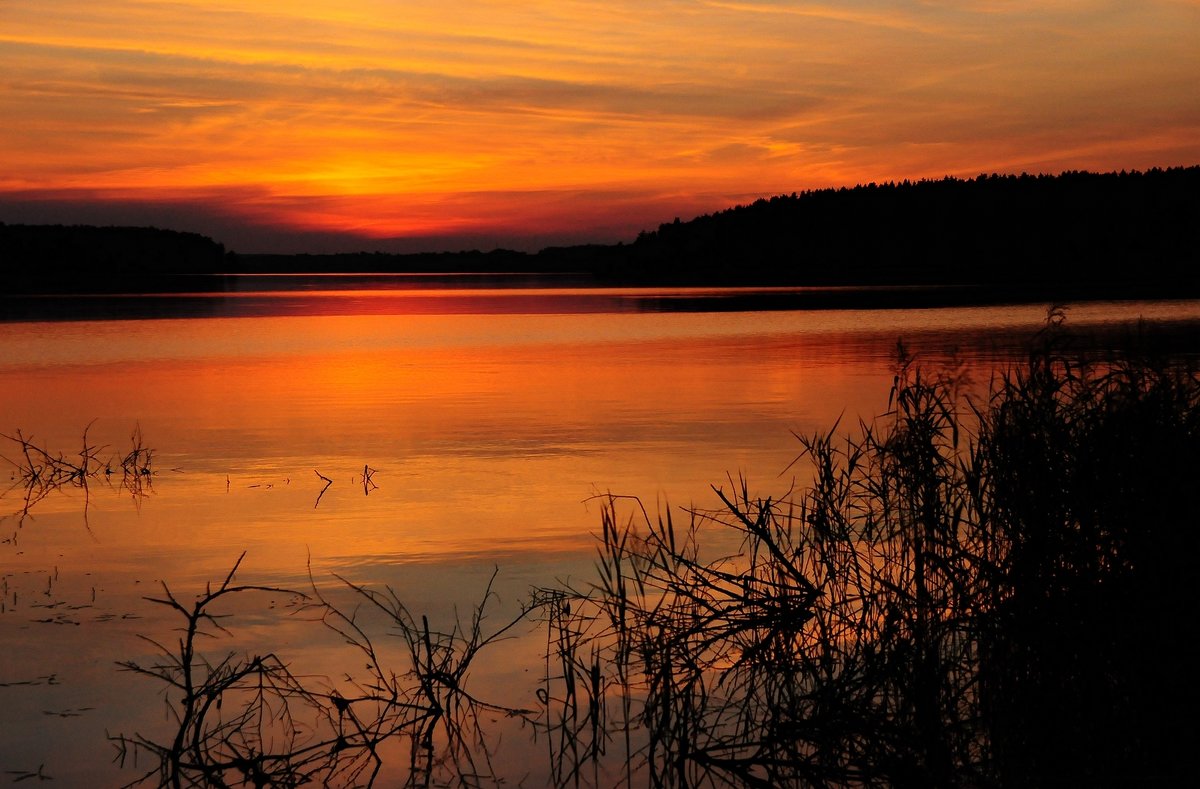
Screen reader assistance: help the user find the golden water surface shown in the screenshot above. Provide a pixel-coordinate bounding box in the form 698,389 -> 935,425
2,290 -> 1196,785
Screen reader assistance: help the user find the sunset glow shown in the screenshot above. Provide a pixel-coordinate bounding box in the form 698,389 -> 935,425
2,1 -> 1197,252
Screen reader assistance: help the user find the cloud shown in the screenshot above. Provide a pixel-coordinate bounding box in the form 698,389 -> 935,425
1,0 -> 1197,250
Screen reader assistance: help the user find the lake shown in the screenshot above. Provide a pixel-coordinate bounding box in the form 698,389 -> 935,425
2,279 -> 1198,786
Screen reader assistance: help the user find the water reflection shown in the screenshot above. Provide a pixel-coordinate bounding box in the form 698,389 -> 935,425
7,272 -> 1183,322
1,290 -> 1198,785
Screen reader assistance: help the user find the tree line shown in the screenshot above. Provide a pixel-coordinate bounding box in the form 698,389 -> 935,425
3,166 -> 1197,295
584,166 -> 1200,291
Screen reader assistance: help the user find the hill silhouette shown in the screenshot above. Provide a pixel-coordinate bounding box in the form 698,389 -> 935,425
3,167 -> 1197,299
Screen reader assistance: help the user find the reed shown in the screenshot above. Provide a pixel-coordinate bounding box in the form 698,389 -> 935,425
536,315 -> 1200,787
113,558 -> 538,788
969,316 -> 1200,785
109,553 -> 348,788
308,566 -> 537,787
1,423 -> 157,525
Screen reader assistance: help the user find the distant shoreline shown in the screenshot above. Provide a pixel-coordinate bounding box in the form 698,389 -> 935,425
3,167 -> 1197,300
3,278 -> 1198,324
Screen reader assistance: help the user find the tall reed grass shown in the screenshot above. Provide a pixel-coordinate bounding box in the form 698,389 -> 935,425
539,314 -> 1200,787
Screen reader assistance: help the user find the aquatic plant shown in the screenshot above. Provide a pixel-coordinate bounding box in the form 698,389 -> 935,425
0,423 -> 157,526
307,566 -> 538,787
109,554 -> 358,788
112,557 -> 537,788
536,316 -> 1200,787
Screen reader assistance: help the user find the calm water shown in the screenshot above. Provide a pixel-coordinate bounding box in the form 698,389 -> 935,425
2,281 -> 1198,786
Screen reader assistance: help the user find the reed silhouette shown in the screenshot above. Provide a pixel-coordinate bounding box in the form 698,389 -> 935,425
112,558 -> 539,788
535,313 -> 1200,787
110,556 -> 337,787
1,423 -> 157,526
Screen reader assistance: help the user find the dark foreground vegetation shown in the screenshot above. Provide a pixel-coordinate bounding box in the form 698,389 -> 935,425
106,316 -> 1200,787
3,166 -> 1197,297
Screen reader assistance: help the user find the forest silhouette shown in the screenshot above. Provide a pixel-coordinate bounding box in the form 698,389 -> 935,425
2,166 -> 1197,298
601,166 -> 1199,291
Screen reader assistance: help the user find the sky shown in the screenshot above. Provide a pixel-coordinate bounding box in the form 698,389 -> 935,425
1,1 -> 1198,253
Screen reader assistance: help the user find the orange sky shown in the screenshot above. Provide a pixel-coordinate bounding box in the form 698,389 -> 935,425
1,1 -> 1197,252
